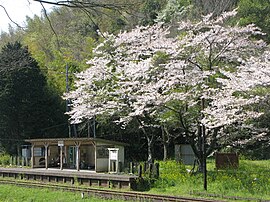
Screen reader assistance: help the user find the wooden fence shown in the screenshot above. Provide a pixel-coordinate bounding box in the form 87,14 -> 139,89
128,161 -> 159,179
4,156 -> 31,167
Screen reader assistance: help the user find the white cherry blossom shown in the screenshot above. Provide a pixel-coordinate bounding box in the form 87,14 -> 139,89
65,10 -> 270,162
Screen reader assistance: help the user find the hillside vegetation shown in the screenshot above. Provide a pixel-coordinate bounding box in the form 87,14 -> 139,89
0,0 -> 270,163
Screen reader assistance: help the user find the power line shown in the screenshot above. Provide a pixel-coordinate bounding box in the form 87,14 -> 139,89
40,123 -> 67,131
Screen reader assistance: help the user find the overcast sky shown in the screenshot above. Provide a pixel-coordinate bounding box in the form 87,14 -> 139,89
0,0 -> 53,32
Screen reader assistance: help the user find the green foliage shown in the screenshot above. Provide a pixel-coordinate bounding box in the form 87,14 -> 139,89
154,161 -> 188,188
156,0 -> 192,23
0,42 -> 46,145
150,160 -> 270,200
152,51 -> 170,66
0,42 -> 67,154
0,153 -> 10,166
238,0 -> 270,42
207,160 -> 270,197
23,8 -> 97,93
0,0 -> 270,162
192,0 -> 238,17
133,177 -> 152,191
139,0 -> 167,25
94,8 -> 128,34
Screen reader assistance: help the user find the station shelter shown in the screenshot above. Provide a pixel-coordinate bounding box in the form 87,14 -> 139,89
25,138 -> 127,172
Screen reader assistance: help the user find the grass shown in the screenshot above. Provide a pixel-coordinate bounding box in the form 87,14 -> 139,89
0,184 -> 125,202
0,159 -> 269,201
148,159 -> 270,201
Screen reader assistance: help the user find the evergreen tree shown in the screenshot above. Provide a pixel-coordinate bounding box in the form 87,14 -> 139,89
0,42 -> 67,155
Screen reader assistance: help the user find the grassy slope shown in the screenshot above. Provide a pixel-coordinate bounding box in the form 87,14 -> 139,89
148,160 -> 270,200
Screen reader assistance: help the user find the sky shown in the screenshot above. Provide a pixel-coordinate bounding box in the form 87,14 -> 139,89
0,0 -> 53,32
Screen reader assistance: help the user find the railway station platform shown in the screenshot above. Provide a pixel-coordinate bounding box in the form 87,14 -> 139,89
0,167 -> 138,189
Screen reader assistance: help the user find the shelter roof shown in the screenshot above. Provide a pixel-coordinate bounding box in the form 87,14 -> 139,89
25,137 -> 129,146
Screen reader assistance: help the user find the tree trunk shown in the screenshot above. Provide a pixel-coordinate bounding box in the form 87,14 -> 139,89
161,126 -> 170,161
163,143 -> 168,161
136,117 -> 154,164
187,126 -> 204,172
147,135 -> 153,163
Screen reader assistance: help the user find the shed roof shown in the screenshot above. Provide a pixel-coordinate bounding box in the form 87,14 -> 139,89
25,137 -> 129,146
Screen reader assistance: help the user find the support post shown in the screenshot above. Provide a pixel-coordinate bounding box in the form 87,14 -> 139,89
75,142 -> 81,171
44,143 -> 49,170
60,146 -> 63,170
108,157 -> 111,173
31,145 -> 35,168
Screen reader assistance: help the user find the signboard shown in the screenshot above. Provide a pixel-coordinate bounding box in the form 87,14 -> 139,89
215,153 -> 239,169
110,150 -> 118,160
108,148 -> 119,161
108,148 -> 119,173
58,141 -> 64,147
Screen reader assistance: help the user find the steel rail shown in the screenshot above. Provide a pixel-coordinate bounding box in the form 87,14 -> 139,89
0,179 -> 224,202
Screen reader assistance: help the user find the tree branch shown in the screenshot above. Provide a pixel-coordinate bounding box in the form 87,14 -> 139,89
0,5 -> 25,30
32,0 -> 132,10
187,58 -> 203,71
40,2 -> 61,51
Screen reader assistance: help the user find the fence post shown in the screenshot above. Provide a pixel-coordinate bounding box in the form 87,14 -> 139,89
13,156 -> 17,166
22,157 -> 25,167
144,162 -> 147,174
17,156 -> 20,167
149,163 -> 153,178
129,162 -> 134,174
138,164 -> 142,178
154,162 -> 160,179
25,157 -> 28,167
9,156 -> 13,166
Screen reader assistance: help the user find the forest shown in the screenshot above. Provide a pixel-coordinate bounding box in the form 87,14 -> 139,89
0,0 -> 270,164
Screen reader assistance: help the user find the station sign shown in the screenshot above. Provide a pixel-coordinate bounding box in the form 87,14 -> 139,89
58,141 -> 64,146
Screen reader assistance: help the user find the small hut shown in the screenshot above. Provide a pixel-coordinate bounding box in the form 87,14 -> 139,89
25,138 -> 127,172
175,144 -> 196,165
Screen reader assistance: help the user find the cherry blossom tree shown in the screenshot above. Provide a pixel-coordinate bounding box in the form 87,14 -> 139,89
66,25 -> 176,162
65,10 -> 270,166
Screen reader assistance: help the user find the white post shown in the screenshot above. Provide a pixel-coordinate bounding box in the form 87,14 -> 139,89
60,146 -> 63,170
31,145 -> 35,169
44,143 -> 49,169
108,156 -> 111,173
94,143 -> 97,172
75,142 -> 81,171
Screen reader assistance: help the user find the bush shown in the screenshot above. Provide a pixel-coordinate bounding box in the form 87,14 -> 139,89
133,177 -> 152,191
0,153 -> 11,166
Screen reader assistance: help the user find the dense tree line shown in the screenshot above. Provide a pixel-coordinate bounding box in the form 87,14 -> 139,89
0,42 -> 67,154
0,0 -> 270,161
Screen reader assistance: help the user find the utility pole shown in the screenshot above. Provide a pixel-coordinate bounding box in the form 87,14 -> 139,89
201,97 -> 207,190
66,64 -> 71,138
66,64 -> 77,138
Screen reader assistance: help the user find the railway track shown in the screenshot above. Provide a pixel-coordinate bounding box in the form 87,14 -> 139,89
0,179 -> 224,202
